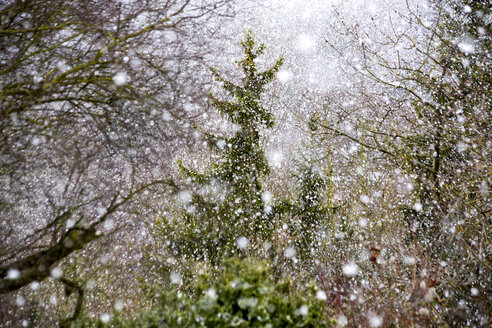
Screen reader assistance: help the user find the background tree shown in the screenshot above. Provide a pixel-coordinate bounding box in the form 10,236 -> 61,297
272,155 -> 336,278
290,164 -> 330,272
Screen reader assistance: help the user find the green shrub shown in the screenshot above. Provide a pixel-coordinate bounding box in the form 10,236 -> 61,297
78,258 -> 334,327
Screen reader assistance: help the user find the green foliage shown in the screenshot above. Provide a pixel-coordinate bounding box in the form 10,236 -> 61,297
210,31 -> 283,128
271,159 -> 336,276
292,167 -> 328,251
158,31 -> 283,263
285,165 -> 331,270
79,258 -> 334,328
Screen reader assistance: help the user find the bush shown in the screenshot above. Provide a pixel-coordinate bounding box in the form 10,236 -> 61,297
78,258 -> 334,327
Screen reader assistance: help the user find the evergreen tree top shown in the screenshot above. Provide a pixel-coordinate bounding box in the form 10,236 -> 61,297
210,30 -> 283,129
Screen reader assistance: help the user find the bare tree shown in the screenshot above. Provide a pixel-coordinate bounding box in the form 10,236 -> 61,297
0,0 -> 236,297
318,0 -> 490,325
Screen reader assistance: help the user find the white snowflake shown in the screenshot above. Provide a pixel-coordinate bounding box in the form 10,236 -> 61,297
457,40 -> 475,55
284,246 -> 296,259
367,313 -> 383,327
342,262 -> 359,276
261,192 -> 273,204
114,300 -> 125,311
50,267 -> 62,279
337,314 -> 348,327
298,305 -> 308,316
413,202 -> 423,212
177,190 -> 192,205
100,313 -> 111,324
316,290 -> 327,300
170,272 -> 182,284
277,70 -> 292,82
113,72 -> 130,86
7,268 -> 20,280
205,288 -> 217,301
16,295 -> 25,307
236,236 -> 249,250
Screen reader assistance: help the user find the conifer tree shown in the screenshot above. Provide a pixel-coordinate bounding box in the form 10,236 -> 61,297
272,162 -> 333,276
161,31 -> 283,264
293,165 -> 328,263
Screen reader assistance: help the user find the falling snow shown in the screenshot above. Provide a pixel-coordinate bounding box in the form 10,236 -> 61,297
6,269 -> 20,280
316,290 -> 327,301
342,262 -> 359,276
112,72 -> 130,86
367,313 -> 383,327
50,267 -> 62,279
1,0 -> 490,327
236,236 -> 249,250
